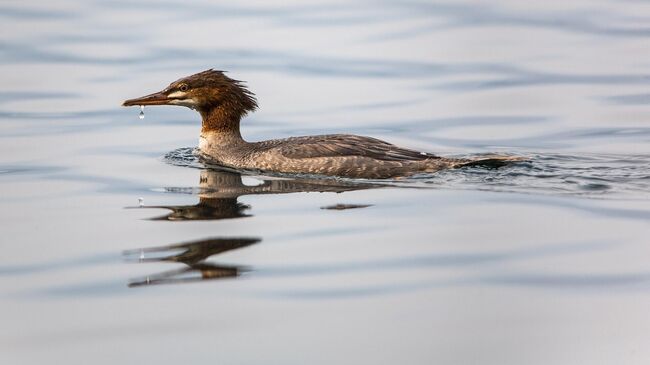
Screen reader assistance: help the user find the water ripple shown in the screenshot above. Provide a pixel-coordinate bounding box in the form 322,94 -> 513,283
417,153 -> 650,199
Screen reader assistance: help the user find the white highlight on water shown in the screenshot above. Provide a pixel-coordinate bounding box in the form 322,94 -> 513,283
139,105 -> 145,119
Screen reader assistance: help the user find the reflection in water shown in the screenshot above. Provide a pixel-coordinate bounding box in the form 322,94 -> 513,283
124,237 -> 260,287
139,167 -> 378,221
124,167 -> 377,287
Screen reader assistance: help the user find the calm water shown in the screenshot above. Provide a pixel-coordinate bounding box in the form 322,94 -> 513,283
1,0 -> 650,364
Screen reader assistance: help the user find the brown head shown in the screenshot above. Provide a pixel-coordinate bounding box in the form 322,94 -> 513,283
123,69 -> 257,133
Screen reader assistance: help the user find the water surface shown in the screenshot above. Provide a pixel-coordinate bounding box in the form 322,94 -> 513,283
1,1 -> 649,364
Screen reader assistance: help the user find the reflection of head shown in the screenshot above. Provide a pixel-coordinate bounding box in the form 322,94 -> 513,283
125,237 -> 261,287
148,199 -> 250,221
125,237 -> 260,265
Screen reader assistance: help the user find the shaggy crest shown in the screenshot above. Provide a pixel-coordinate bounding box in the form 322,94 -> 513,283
169,69 -> 258,117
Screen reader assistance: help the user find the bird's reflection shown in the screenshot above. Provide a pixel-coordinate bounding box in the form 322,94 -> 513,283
124,168 -> 378,287
139,168 -> 378,221
124,237 -> 260,287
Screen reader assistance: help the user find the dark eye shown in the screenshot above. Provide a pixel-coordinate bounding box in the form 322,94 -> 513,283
179,84 -> 189,92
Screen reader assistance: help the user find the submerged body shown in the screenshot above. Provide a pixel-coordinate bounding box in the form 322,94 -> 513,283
124,70 -> 522,179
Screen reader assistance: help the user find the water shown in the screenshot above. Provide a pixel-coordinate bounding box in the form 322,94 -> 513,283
1,1 -> 649,364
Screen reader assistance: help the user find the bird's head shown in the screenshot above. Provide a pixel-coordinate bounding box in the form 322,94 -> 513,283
122,69 -> 257,118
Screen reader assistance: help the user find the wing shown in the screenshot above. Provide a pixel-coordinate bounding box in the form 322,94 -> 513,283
276,134 -> 437,162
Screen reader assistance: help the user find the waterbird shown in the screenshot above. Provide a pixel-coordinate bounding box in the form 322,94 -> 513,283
123,69 -> 524,179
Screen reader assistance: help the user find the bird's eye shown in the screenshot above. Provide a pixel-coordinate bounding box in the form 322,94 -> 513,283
179,84 -> 189,92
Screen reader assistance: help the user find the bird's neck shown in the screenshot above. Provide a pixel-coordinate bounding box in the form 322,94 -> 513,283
199,104 -> 246,145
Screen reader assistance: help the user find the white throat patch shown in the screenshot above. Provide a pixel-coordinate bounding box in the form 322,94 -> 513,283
167,91 -> 197,109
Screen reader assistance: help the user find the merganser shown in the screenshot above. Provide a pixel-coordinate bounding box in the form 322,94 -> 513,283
123,69 -> 523,179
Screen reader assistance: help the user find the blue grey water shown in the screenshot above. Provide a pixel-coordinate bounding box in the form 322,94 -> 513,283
1,1 -> 649,364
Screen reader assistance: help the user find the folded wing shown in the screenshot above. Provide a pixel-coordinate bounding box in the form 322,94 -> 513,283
278,134 -> 437,162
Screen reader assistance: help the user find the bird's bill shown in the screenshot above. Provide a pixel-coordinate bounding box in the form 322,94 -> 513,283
122,90 -> 170,106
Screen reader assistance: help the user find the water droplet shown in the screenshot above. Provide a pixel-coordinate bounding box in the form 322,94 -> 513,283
139,105 -> 145,119
138,197 -> 144,207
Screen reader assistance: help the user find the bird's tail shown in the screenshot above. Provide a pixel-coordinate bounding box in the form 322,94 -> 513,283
452,154 -> 528,169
